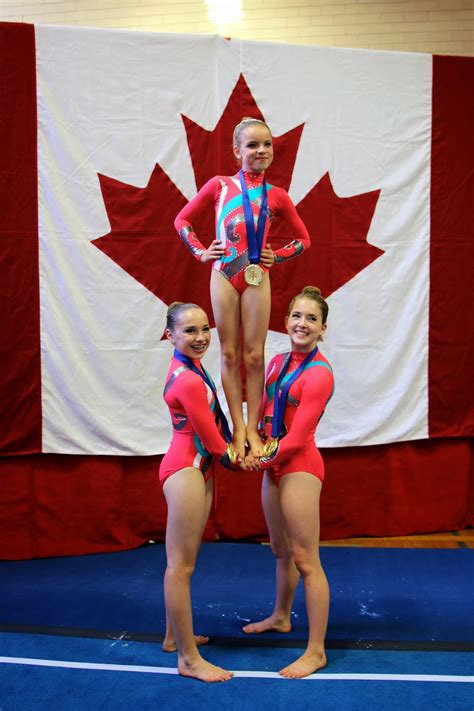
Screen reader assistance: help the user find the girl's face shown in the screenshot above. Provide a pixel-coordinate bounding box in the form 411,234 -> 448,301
285,298 -> 327,353
166,308 -> 211,360
233,124 -> 274,174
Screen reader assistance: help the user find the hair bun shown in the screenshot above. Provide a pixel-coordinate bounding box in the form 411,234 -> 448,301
287,285 -> 329,324
302,285 -> 322,297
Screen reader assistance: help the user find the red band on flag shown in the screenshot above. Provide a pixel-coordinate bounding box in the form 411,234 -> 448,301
429,55 -> 474,437
0,23 -> 41,454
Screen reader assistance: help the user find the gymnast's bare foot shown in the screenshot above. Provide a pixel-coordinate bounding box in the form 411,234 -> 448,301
242,615 -> 291,634
246,429 -> 264,458
178,655 -> 233,683
279,650 -> 327,679
162,634 -> 209,653
232,429 -> 247,461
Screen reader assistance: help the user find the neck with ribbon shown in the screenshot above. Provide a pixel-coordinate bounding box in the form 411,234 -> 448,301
271,346 -> 319,439
239,169 -> 268,265
173,349 -> 232,443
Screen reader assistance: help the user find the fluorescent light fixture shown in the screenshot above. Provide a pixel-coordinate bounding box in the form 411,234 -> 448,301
205,0 -> 243,26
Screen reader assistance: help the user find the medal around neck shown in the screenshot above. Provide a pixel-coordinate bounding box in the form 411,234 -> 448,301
244,263 -> 264,286
239,169 -> 267,287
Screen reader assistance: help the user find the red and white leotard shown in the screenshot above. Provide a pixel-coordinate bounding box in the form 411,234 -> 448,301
174,171 -> 310,294
259,349 -> 334,483
159,354 -> 233,484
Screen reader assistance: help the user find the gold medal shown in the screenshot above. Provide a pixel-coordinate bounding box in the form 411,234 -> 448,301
262,439 -> 278,458
226,443 -> 238,464
244,263 -> 264,286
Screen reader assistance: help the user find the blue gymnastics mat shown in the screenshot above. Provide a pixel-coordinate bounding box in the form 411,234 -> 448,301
1,632 -> 473,711
1,543 -> 473,648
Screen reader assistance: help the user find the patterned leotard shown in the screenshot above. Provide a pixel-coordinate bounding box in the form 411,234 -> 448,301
174,171 -> 310,294
258,349 -> 334,483
159,355 -> 233,484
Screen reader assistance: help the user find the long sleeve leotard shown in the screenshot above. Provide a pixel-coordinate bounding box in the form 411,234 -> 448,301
174,171 -> 310,292
159,355 -> 234,483
258,349 -> 334,482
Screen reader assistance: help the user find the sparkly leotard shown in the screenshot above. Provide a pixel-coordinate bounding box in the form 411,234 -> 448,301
259,349 -> 334,483
174,171 -> 310,294
159,355 -> 234,484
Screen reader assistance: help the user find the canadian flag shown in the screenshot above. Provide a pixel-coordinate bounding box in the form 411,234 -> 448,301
1,22 -> 472,456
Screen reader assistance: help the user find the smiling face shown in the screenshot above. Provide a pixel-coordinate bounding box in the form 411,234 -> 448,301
166,307 -> 211,360
233,124 -> 274,174
285,297 -> 327,353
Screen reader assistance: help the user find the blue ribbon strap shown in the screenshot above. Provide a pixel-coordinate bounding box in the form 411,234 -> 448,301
239,170 -> 268,265
271,347 -> 319,438
173,349 -> 232,443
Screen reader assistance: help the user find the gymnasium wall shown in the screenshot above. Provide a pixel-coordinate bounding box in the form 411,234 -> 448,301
1,0 -> 473,56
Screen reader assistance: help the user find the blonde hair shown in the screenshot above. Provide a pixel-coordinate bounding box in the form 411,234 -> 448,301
287,286 -> 329,324
233,116 -> 272,148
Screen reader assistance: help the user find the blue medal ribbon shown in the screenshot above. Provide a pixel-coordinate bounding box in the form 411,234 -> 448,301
173,348 -> 232,443
271,346 -> 319,438
239,169 -> 268,265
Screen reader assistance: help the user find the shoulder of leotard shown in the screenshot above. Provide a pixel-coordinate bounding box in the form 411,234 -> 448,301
313,349 -> 332,368
265,185 -> 291,207
304,351 -> 334,381
268,351 -> 290,368
193,175 -> 227,195
169,357 -> 204,383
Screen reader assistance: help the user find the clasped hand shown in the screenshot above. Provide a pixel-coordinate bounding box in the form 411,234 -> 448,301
238,438 -> 278,471
239,452 -> 260,471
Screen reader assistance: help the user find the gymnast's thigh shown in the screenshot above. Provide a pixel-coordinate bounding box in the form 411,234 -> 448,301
272,446 -> 325,485
159,445 -> 212,486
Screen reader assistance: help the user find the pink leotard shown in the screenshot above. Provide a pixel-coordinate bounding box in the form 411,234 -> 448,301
174,171 -> 310,294
159,355 -> 233,484
259,349 -> 334,483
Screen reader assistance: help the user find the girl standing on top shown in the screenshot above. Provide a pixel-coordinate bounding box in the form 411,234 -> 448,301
174,117 -> 311,460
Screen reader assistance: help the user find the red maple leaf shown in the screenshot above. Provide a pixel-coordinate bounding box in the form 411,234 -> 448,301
182,75 -> 303,193
93,74 -> 383,333
267,172 -> 383,331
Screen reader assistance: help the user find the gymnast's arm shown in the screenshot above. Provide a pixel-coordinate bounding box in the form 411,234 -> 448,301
174,177 -> 221,262
270,188 -> 311,263
260,366 -> 334,467
174,370 -> 237,468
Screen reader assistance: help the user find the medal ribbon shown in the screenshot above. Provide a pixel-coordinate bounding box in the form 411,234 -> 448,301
239,169 -> 268,265
173,349 -> 232,443
271,346 -> 319,438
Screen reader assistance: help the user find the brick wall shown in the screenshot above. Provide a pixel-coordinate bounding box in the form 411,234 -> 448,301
1,0 -> 472,55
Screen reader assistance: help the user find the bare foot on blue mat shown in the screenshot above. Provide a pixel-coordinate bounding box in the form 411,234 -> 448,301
279,650 -> 327,679
242,615 -> 291,634
178,656 -> 233,683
